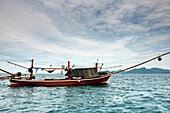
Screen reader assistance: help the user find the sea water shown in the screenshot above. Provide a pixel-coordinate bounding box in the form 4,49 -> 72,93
0,74 -> 170,113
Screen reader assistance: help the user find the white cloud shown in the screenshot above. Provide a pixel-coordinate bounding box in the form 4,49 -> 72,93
0,0 -> 169,71
39,0 -> 170,34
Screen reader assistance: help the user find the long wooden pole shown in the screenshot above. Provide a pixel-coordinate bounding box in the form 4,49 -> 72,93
108,52 -> 170,75
0,68 -> 16,76
0,68 -> 28,79
7,61 -> 28,69
33,67 -> 63,70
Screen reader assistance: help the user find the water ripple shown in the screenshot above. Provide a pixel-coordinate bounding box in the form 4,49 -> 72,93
0,74 -> 170,112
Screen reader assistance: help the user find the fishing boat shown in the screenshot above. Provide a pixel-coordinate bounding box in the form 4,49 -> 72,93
0,52 -> 169,86
10,73 -> 111,87
10,66 -> 112,86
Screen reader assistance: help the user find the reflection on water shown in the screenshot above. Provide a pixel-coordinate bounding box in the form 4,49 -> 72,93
0,74 -> 170,112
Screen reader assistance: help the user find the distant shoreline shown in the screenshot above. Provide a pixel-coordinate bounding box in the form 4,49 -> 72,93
114,67 -> 170,74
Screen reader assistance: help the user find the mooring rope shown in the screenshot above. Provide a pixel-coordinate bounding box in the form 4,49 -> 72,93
103,54 -> 159,64
107,52 -> 170,75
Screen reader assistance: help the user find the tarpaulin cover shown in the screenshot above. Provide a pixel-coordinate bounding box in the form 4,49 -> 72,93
66,67 -> 100,79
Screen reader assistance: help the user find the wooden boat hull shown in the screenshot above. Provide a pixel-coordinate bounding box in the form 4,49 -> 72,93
10,74 -> 111,87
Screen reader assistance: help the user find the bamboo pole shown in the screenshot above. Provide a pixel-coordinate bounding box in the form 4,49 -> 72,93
0,68 -> 29,79
108,52 -> 170,75
0,68 -> 16,76
7,61 -> 28,69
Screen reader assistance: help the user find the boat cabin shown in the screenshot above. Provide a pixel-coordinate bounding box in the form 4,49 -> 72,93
65,67 -> 100,79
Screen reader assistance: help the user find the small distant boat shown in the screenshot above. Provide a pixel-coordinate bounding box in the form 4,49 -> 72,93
0,52 -> 169,86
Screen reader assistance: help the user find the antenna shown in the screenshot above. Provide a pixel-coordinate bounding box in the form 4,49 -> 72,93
96,40 -> 99,63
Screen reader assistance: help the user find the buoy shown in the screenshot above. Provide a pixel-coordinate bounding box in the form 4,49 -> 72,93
32,76 -> 35,79
158,57 -> 162,61
28,68 -> 32,73
78,80 -> 80,82
16,72 -> 22,76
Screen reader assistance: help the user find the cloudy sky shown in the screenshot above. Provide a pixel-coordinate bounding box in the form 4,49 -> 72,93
0,0 -> 170,73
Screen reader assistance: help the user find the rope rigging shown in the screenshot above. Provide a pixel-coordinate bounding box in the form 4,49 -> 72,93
0,52 -> 169,79
103,54 -> 160,64
108,52 -> 170,75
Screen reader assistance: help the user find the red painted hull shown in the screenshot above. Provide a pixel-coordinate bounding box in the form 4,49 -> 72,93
10,74 -> 111,87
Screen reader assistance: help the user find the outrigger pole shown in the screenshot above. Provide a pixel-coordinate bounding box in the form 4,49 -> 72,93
108,52 -> 170,75
0,59 -> 34,80
0,68 -> 16,77
7,61 -> 28,69
0,68 -> 29,79
7,59 -> 34,80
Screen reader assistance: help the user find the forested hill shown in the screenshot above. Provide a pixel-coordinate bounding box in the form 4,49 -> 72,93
123,67 -> 170,74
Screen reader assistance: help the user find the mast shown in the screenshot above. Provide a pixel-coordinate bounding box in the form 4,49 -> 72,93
68,61 -> 70,78
95,63 -> 98,71
30,59 -> 34,80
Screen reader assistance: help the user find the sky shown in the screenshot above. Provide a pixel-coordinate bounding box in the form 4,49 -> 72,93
0,0 -> 170,73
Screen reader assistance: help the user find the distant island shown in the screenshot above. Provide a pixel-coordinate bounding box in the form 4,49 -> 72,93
118,67 -> 170,74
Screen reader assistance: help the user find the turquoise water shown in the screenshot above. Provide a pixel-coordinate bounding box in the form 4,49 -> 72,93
0,74 -> 170,113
